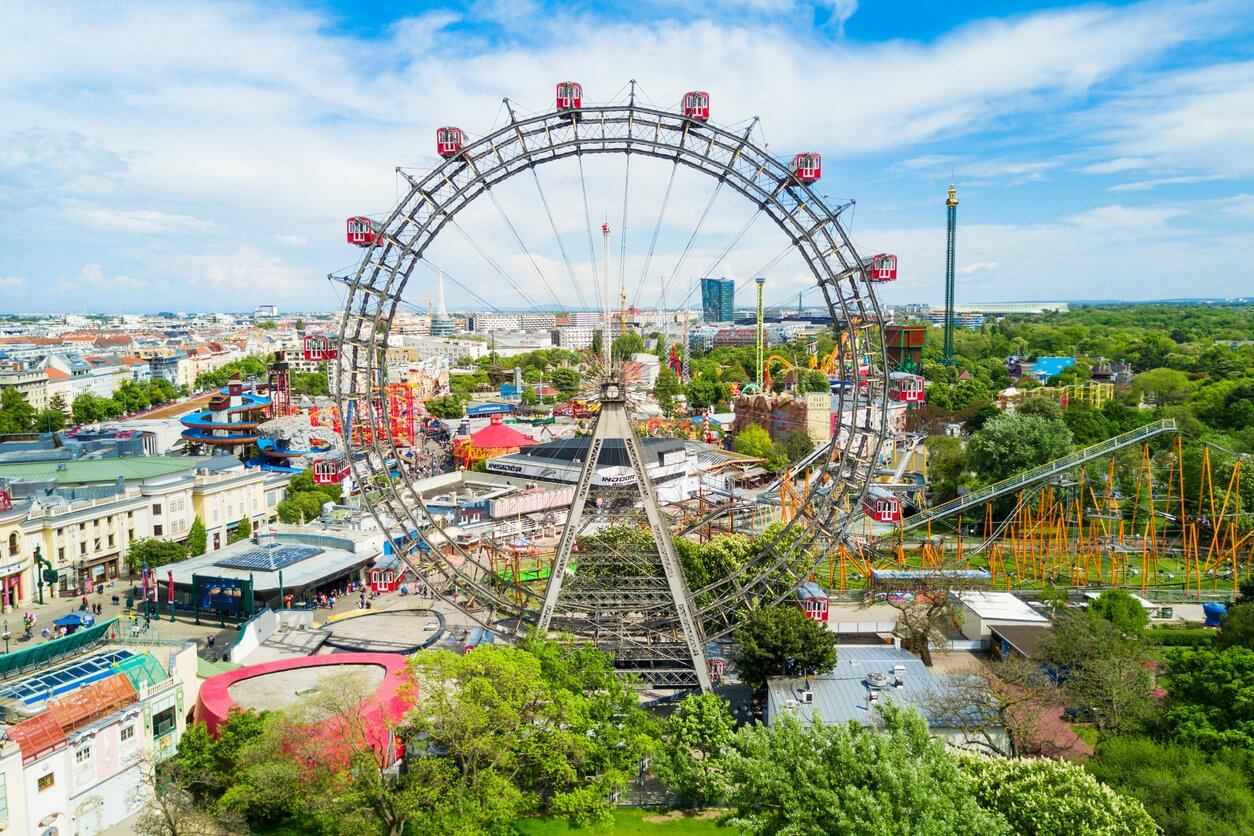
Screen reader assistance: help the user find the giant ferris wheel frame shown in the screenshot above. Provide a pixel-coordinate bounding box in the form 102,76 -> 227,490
336,92 -> 890,642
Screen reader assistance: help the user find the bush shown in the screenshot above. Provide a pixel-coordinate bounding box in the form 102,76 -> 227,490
1086,736 -> 1254,836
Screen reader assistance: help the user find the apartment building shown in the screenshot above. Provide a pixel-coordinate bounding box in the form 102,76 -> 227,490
0,627 -> 199,834
0,457 -> 290,604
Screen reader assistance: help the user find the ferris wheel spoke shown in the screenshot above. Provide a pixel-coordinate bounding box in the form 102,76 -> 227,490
652,178 -> 726,311
577,155 -> 604,314
528,168 -> 588,310
631,161 -> 678,309
478,185 -> 565,311
446,218 -> 545,312
616,151 -> 631,317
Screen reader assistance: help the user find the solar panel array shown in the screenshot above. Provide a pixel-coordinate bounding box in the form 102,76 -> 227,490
214,544 -> 324,572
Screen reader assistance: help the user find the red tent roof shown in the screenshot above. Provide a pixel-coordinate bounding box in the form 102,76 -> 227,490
469,415 -> 536,450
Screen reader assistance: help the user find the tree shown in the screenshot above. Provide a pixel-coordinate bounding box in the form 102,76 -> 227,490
722,705 -> 1008,836
187,517 -> 207,556
732,423 -> 774,460
926,435 -> 967,502
48,392 -> 69,415
732,605 -> 837,690
549,367 -> 581,400
612,331 -> 645,360
1038,611 -> 1157,733
277,492 -> 326,524
72,391 -> 106,424
289,469 -> 342,504
874,572 -> 971,667
653,365 -> 680,413
962,754 -> 1157,836
294,318 -> 306,331
1162,646 -> 1254,751
1086,736 -> 1254,836
1219,602 -> 1254,650
0,387 -> 36,434
1089,589 -> 1150,633
130,749 -> 245,836
967,412 -> 1073,484
801,369 -> 831,393
520,385 -> 537,406
780,429 -> 814,465
925,655 -> 1070,757
1133,367 -> 1191,405
230,516 -> 252,544
290,371 -> 329,396
590,331 -> 603,359
404,637 -> 657,827
685,376 -> 726,409
652,692 -> 736,804
34,408 -> 67,433
423,395 -> 463,419
127,538 -> 189,572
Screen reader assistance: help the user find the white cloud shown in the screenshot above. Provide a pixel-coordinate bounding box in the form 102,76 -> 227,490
59,201 -> 217,233
0,276 -> 27,289
1108,174 -> 1226,192
1067,204 -> 1182,230
1097,60 -> 1254,178
62,263 -> 147,292
957,261 -> 999,276
0,0 -> 1248,310
1081,157 -> 1150,174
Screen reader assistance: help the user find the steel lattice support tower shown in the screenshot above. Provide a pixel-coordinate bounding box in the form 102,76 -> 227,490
943,184 -> 959,363
755,276 -> 766,386
537,379 -> 713,691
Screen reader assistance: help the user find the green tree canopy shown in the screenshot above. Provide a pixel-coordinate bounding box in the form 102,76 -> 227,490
963,753 -> 1157,836
1132,367 -> 1192,405
187,517 -> 207,556
1089,589 -> 1150,633
722,706 -> 1008,836
1086,735 -> 1254,836
1037,611 -> 1156,733
967,412 -> 1073,484
732,604 -> 838,690
277,492 -> 326,524
423,395 -> 464,419
126,538 -> 188,572
652,692 -> 737,805
653,364 -> 680,413
0,387 -> 36,434
1162,646 -> 1254,751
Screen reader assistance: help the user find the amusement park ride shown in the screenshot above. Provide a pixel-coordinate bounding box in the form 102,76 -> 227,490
332,80 -> 893,690
328,81 -> 1250,692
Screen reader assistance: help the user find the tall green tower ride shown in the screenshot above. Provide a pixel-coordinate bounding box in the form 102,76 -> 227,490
943,184 -> 959,364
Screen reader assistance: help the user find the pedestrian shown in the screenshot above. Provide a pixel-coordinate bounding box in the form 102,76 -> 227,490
207,634 -> 216,649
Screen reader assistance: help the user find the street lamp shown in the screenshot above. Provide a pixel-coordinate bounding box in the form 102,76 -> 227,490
2,621 -> 10,654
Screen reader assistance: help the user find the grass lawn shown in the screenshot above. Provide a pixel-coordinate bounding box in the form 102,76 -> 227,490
519,809 -> 733,834
1073,724 -> 1100,748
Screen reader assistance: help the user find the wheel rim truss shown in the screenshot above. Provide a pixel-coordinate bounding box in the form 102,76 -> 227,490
335,102 -> 890,642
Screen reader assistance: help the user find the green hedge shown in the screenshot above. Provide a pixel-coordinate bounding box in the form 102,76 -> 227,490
1144,627 -> 1216,646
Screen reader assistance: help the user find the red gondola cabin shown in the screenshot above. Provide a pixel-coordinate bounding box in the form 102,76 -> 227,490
436,126 -> 465,159
868,253 -> 898,282
312,456 -> 350,486
791,153 -> 822,184
346,217 -> 378,247
303,334 -> 338,362
683,91 -> 710,121
370,566 -> 400,593
888,372 -> 925,404
863,488 -> 902,523
555,82 -> 583,111
795,582 -> 830,622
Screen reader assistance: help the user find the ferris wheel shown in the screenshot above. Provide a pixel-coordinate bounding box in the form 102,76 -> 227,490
334,81 -> 894,649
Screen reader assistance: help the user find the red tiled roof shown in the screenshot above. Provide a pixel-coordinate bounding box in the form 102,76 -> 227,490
45,367 -> 71,380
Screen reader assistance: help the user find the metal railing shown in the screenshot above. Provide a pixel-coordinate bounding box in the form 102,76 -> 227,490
898,418 -> 1177,532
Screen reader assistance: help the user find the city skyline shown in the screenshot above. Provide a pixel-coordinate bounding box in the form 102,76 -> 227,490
2,0 -> 1253,313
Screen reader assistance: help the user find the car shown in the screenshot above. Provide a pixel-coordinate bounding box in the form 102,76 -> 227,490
422,621 -> 438,631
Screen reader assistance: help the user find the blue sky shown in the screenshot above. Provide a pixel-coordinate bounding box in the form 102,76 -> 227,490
1,0 -> 1253,313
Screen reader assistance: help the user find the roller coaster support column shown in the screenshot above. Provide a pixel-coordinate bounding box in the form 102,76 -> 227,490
943,185 -> 958,364
755,276 -> 766,387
